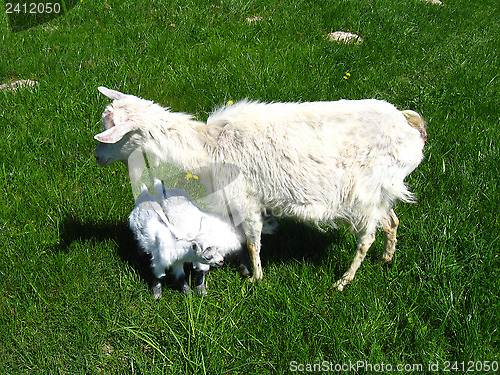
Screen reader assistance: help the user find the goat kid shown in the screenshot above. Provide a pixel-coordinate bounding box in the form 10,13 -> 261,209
153,178 -> 278,278
129,184 -> 223,298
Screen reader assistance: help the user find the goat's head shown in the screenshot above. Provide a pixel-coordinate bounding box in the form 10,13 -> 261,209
94,86 -> 152,165
191,242 -> 224,268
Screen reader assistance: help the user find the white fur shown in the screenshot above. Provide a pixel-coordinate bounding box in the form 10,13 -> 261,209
96,87 -> 426,290
129,184 -> 223,297
153,178 -> 277,281
154,179 -> 245,259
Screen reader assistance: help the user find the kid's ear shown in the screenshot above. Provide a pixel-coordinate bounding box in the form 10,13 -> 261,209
94,119 -> 138,143
153,178 -> 165,200
98,86 -> 129,100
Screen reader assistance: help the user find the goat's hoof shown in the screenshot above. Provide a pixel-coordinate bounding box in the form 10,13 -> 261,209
332,278 -> 349,292
239,264 -> 251,278
247,274 -> 263,283
332,282 -> 344,292
181,284 -> 192,296
195,285 -> 207,296
151,281 -> 163,300
376,257 -> 393,267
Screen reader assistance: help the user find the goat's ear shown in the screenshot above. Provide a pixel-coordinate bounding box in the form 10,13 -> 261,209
94,119 -> 138,143
98,86 -> 128,100
153,178 -> 165,199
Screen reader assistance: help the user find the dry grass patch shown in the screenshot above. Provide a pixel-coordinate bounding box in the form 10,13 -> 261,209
325,31 -> 364,44
0,79 -> 39,92
421,0 -> 443,5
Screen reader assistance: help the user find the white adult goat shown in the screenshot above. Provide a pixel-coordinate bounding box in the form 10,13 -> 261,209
129,184 -> 224,298
95,87 -> 426,291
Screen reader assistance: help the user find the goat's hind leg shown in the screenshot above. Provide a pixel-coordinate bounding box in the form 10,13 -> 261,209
379,209 -> 399,264
193,263 -> 210,296
333,229 -> 376,291
171,264 -> 191,295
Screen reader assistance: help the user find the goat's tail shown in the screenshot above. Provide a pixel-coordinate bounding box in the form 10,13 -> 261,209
401,110 -> 427,144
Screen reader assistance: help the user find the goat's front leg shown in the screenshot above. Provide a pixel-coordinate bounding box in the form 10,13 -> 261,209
151,278 -> 163,300
193,263 -> 210,296
333,229 -> 376,291
243,213 -> 264,282
379,209 -> 399,263
247,242 -> 263,282
151,262 -> 167,299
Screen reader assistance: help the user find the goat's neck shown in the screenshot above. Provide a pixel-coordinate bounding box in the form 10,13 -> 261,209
143,117 -> 211,171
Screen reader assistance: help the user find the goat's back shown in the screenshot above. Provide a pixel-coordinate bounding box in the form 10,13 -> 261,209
205,99 -> 425,225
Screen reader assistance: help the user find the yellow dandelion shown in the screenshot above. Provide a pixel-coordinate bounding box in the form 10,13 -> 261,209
343,72 -> 351,80
185,171 -> 199,180
227,100 -> 234,105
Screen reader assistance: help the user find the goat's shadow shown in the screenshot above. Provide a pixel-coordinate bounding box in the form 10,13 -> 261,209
55,215 -> 153,283
55,214 -> 345,291
260,218 -> 344,269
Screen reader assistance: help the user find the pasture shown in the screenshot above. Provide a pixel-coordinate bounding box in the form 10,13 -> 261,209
1,0 -> 499,373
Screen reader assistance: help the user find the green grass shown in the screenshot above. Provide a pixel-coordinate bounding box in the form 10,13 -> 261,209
1,0 -> 499,373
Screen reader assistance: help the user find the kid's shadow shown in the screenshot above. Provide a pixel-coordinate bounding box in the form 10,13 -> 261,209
55,215 -> 156,286
55,215 -> 237,292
